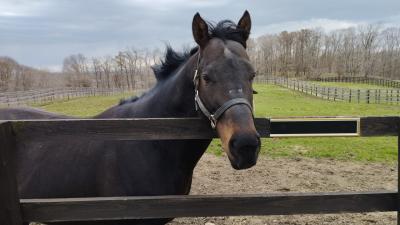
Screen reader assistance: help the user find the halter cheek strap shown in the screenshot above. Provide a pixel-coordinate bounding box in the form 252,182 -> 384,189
193,51 -> 253,129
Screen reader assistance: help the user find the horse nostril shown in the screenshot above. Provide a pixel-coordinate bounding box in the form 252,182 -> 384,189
229,137 -> 238,150
229,134 -> 260,151
228,133 -> 261,170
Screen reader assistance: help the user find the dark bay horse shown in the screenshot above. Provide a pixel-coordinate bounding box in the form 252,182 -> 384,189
0,11 -> 260,225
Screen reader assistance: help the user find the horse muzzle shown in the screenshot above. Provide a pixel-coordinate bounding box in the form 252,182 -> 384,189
228,132 -> 260,170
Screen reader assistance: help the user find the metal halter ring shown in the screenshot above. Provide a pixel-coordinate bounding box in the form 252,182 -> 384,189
210,115 -> 217,129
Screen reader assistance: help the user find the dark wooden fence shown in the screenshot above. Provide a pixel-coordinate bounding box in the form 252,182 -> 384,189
0,117 -> 399,224
308,76 -> 400,89
0,87 -> 146,107
257,77 -> 400,105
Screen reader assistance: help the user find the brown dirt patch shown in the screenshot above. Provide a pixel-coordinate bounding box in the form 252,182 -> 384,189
170,153 -> 397,225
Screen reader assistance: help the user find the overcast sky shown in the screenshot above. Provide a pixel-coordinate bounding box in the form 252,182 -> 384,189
1,0 -> 400,71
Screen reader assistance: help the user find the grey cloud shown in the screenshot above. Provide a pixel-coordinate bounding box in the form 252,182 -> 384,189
0,0 -> 399,69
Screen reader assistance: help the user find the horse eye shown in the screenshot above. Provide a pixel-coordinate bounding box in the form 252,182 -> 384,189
249,73 -> 256,81
202,75 -> 211,83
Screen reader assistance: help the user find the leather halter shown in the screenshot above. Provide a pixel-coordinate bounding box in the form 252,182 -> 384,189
193,51 -> 253,129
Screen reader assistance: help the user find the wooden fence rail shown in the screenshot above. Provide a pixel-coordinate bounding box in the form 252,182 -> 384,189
0,87 -> 146,106
20,191 -> 397,222
0,117 -> 399,224
307,76 -> 400,89
256,77 -> 400,105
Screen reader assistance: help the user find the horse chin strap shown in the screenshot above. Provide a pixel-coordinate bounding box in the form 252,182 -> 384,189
193,50 -> 253,129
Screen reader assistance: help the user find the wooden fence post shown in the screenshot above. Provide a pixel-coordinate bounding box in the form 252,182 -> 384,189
378,90 -> 381,104
0,122 -> 22,225
327,88 -> 330,100
357,90 -> 360,103
390,90 -> 393,105
349,89 -> 352,103
334,88 -> 337,101
366,90 -> 370,104
398,125 -> 400,225
386,90 -> 389,104
341,88 -> 344,100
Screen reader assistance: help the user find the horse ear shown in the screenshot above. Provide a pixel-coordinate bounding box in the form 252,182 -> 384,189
238,10 -> 251,43
192,13 -> 210,48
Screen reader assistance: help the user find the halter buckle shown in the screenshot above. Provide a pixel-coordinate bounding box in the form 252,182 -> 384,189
193,69 -> 199,83
210,115 -> 217,129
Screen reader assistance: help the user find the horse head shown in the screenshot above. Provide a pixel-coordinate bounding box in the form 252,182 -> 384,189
192,11 -> 260,170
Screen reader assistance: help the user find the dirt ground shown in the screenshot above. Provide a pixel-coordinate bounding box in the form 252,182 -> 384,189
169,153 -> 397,225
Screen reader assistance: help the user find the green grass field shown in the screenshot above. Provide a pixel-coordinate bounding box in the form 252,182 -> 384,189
36,84 -> 399,163
34,93 -> 132,117
310,81 -> 393,89
252,84 -> 399,117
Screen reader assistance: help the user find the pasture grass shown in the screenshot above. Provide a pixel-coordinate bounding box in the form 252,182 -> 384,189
310,81 -> 393,90
34,93 -> 132,117
35,84 -> 399,163
252,84 -> 400,117
256,84 -> 398,163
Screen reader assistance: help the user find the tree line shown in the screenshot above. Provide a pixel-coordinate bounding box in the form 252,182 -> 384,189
247,25 -> 400,80
1,24 -> 399,92
62,48 -> 160,89
0,57 -> 59,92
0,48 -> 161,92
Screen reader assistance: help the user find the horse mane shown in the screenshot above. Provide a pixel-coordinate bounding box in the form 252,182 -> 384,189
151,46 -> 196,82
153,19 -> 248,82
119,19 -> 248,105
119,96 -> 140,105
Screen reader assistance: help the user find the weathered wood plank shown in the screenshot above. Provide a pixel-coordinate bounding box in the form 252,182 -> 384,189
10,118 -> 270,141
7,116 -> 400,140
398,135 -> 400,225
271,118 -> 359,137
4,117 -> 400,141
360,116 -> 400,136
20,191 -> 397,222
0,122 -> 23,225
259,117 -> 270,137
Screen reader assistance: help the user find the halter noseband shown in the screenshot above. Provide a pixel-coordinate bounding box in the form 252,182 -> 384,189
193,50 -> 253,129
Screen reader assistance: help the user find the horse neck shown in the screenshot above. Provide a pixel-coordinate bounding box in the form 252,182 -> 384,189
148,54 -> 212,169
149,58 -> 198,117
96,54 -> 199,118
97,53 -> 211,171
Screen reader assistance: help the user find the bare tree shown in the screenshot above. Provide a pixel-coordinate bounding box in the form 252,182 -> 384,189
359,24 -> 380,77
245,24 -> 400,80
0,57 -> 16,91
92,58 -> 102,88
101,56 -> 113,89
63,54 -> 91,87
